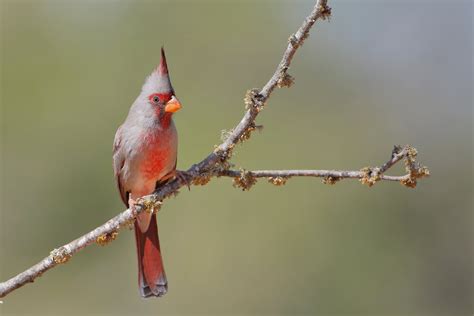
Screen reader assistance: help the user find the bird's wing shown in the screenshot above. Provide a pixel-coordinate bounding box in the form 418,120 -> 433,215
113,126 -> 129,206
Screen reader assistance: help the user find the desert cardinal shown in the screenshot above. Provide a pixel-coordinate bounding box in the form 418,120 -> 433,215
113,48 -> 181,298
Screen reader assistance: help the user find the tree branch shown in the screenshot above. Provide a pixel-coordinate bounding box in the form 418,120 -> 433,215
0,0 -> 428,299
219,145 -> 429,190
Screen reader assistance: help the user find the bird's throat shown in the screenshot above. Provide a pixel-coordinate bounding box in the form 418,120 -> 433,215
157,111 -> 173,129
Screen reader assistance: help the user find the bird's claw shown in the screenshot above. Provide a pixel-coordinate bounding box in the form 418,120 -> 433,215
175,170 -> 192,190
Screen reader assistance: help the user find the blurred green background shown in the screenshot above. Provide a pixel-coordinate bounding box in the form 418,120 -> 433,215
1,0 -> 472,315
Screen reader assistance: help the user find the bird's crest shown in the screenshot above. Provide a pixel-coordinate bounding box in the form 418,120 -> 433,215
142,47 -> 174,95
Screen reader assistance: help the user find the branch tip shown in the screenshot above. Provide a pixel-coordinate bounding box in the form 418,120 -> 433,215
317,1 -> 332,21
392,144 -> 403,157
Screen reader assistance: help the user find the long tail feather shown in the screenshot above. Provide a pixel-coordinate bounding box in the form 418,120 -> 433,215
134,213 -> 167,298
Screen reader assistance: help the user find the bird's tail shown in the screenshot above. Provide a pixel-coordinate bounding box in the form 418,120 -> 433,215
134,213 -> 168,298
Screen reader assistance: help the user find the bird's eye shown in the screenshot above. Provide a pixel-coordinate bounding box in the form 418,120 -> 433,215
152,95 -> 160,104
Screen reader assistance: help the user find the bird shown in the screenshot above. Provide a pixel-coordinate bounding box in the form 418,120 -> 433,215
113,48 -> 181,298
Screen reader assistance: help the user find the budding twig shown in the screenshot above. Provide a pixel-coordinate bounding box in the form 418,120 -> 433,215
219,145 -> 429,189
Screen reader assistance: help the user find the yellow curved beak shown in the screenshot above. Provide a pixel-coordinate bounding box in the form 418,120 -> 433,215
164,96 -> 182,113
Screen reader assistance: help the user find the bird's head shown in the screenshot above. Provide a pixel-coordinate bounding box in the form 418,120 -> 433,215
141,47 -> 182,125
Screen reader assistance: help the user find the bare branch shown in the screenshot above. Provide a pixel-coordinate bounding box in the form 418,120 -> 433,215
221,169 -> 403,181
0,0 -> 427,298
0,208 -> 138,298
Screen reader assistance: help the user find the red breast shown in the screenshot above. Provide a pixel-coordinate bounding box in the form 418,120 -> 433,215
139,128 -> 177,181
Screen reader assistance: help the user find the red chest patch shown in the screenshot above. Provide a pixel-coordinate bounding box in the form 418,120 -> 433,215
139,131 -> 175,181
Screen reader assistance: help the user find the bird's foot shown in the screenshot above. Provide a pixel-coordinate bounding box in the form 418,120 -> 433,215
129,196 -> 157,214
175,170 -> 192,190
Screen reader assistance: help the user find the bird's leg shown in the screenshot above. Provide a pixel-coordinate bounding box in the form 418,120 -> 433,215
128,197 -> 137,213
159,169 -> 193,190
129,195 -> 154,231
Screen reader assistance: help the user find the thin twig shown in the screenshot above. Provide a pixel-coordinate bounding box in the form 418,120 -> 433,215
219,145 -> 429,190
0,208 -> 139,298
0,0 -> 427,298
220,169 -> 407,181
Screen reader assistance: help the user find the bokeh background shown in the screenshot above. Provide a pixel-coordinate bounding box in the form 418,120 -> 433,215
1,0 -> 472,315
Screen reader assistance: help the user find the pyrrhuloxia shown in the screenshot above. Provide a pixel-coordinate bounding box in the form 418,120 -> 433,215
113,48 -> 181,298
